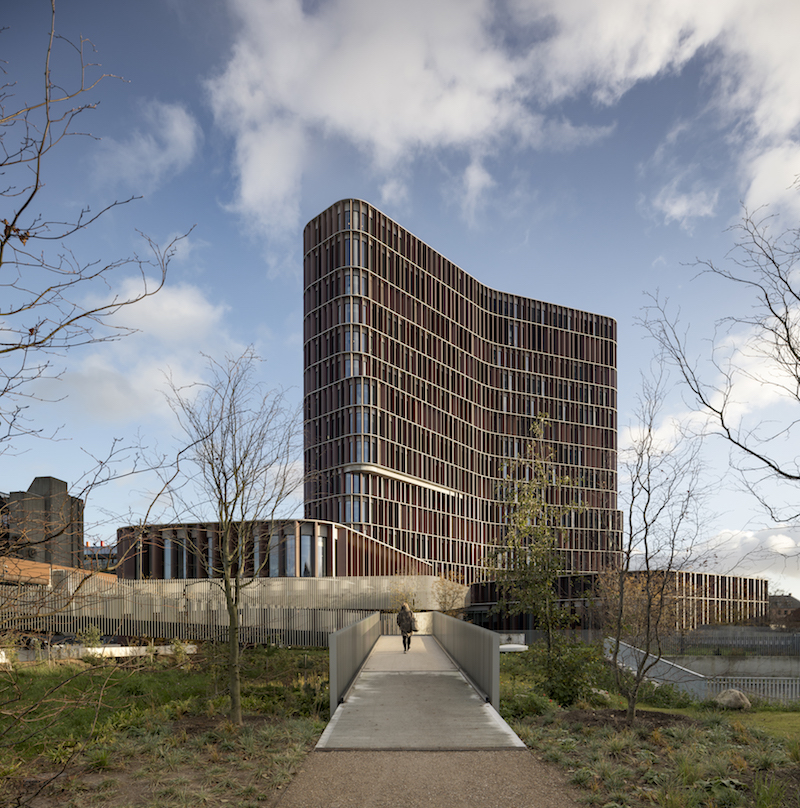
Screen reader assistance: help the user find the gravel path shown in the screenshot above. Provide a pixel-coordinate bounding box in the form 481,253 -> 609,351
273,749 -> 584,808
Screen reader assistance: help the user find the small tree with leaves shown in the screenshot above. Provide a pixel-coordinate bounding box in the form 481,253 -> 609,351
434,571 -> 467,617
486,415 -> 581,681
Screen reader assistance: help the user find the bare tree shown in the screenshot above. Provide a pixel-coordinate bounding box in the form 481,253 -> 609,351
601,367 -> 707,724
643,204 -> 800,523
163,348 -> 303,725
1,0 -> 182,449
433,572 -> 468,617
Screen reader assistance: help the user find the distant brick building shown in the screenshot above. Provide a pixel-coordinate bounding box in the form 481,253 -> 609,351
0,477 -> 84,568
769,594 -> 800,626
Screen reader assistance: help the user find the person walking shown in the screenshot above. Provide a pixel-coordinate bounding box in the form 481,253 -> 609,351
397,602 -> 415,653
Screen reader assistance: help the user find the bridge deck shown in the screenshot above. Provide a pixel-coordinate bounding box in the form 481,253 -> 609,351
317,635 -> 525,751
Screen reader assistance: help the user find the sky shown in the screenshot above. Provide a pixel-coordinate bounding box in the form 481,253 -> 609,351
3,0 -> 800,595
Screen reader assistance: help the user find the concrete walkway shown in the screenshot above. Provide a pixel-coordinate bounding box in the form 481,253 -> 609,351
274,635 -> 582,808
317,635 -> 524,751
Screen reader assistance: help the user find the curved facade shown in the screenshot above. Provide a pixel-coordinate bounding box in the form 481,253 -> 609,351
116,520 -> 434,579
303,199 -> 621,586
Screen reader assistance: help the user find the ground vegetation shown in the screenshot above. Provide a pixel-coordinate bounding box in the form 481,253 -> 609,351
500,644 -> 800,808
0,644 -> 327,808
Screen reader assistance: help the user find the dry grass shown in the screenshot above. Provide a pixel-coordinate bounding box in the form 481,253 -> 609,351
0,645 -> 329,808
512,708 -> 800,808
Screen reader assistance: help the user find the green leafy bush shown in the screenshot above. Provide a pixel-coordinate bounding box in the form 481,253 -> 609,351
529,636 -> 605,707
637,679 -> 696,709
502,690 -> 557,719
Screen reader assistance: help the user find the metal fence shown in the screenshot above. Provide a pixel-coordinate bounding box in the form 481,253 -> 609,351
706,677 -> 800,704
608,639 -> 800,704
4,575 -> 421,647
516,629 -> 605,646
660,629 -> 800,657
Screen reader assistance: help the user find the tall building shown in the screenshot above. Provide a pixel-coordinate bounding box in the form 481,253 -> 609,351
0,477 -> 84,567
303,199 -> 622,588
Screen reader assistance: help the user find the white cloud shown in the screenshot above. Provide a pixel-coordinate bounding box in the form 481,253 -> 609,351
380,178 -> 409,208
94,277 -> 229,346
521,0 -> 800,221
228,120 -> 307,237
95,101 -> 202,193
652,175 -> 719,229
714,526 -> 800,595
744,144 -> 800,218
511,0 -> 728,104
52,277 -> 236,425
207,0 -> 800,234
700,312 -> 800,433
461,158 -> 495,224
206,0 -> 606,233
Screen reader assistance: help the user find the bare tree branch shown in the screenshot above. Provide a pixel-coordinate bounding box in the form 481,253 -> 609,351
160,347 -> 304,724
1,2 -> 188,449
642,205 -> 800,522
599,365 -> 711,724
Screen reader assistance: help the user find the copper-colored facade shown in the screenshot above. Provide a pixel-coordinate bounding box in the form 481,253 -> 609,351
303,199 -> 622,586
116,520 -> 435,580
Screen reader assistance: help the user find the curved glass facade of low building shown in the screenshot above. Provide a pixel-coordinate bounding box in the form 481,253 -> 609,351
303,199 -> 622,586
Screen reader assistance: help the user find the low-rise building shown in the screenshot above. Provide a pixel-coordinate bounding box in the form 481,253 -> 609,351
116,520 -> 434,579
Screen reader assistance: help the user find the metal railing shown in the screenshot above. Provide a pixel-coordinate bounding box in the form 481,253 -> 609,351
608,640 -> 800,704
328,612 -> 381,716
3,575 -> 435,647
706,677 -> 800,704
660,629 -> 800,657
432,611 -> 499,707
606,639 -> 709,700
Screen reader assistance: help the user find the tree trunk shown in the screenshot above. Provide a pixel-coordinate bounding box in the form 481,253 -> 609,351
625,683 -> 640,724
226,595 -> 243,725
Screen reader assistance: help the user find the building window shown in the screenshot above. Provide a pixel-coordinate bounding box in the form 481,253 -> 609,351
269,532 -> 280,577
285,532 -> 296,576
163,533 -> 172,580
317,531 -> 328,576
300,530 -> 313,577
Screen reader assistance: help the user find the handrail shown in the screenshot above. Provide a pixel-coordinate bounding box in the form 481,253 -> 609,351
328,612 -> 381,716
432,612 -> 499,708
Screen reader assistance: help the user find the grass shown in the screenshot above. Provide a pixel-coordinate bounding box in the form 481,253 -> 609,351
0,643 -> 329,807
499,650 -> 800,808
5,637 -> 800,807
736,711 -> 800,739
514,711 -> 800,807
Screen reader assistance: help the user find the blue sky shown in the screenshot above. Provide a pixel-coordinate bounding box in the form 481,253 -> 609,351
3,0 -> 800,593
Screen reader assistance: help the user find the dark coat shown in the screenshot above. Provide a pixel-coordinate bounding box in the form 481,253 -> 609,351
396,606 -> 414,635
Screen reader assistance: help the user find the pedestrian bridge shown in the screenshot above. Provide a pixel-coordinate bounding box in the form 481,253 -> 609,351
319,618 -> 525,751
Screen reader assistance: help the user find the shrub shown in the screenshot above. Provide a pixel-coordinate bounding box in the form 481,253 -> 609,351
529,636 -> 605,707
636,679 -> 696,709
77,624 -> 102,648
502,691 -> 557,719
